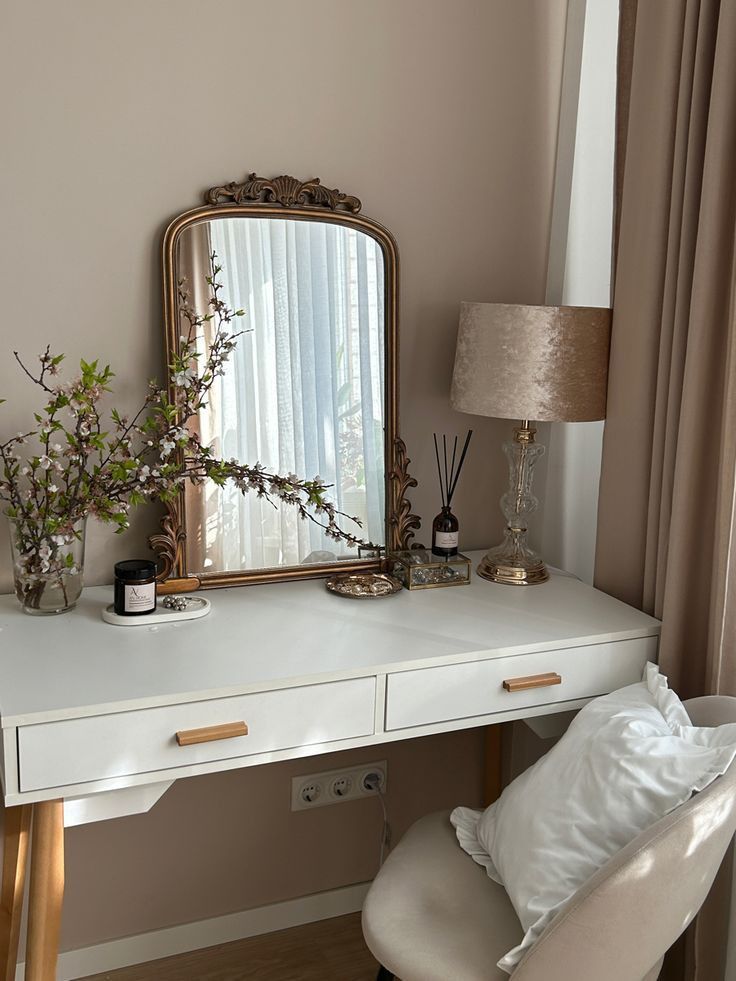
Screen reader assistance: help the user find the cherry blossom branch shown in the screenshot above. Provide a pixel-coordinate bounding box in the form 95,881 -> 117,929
0,253 -> 376,577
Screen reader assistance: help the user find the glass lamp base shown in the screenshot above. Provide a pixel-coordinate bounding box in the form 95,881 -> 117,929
478,422 -> 550,586
477,530 -> 549,586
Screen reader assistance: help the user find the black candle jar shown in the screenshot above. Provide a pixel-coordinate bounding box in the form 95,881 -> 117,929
114,560 -> 157,616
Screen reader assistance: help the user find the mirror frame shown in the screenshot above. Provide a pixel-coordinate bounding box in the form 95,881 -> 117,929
150,172 -> 421,591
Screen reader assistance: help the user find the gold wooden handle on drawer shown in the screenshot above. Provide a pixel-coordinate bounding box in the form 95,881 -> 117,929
502,672 -> 562,693
175,721 -> 249,746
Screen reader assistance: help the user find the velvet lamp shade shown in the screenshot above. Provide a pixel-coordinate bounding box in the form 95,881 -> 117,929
450,302 -> 611,423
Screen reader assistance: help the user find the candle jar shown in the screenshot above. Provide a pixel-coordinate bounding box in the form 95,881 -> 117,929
114,560 -> 158,616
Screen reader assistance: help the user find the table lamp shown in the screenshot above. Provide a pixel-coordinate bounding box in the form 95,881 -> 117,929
450,301 -> 611,585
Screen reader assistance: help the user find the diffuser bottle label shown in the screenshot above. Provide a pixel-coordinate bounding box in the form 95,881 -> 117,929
124,582 -> 156,613
434,531 -> 459,548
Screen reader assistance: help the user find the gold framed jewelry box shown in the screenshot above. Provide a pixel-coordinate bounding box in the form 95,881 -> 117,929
391,550 -> 471,590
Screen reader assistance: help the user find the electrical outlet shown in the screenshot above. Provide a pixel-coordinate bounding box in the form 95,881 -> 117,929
291,760 -> 387,811
300,781 -> 321,805
330,775 -> 353,799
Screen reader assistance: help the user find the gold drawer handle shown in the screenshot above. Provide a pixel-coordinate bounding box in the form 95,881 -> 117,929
176,721 -> 249,746
502,672 -> 562,693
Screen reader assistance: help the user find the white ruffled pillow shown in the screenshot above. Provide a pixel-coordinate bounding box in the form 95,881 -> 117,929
451,663 -> 736,974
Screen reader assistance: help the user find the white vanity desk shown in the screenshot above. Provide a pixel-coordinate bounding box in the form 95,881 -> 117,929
0,552 -> 660,979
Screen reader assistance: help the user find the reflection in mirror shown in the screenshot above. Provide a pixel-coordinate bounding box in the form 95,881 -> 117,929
178,217 -> 386,575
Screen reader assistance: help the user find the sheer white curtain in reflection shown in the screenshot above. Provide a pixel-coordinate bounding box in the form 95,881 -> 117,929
198,217 -> 385,571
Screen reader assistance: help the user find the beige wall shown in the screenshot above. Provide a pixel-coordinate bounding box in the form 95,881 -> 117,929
0,0 -> 567,953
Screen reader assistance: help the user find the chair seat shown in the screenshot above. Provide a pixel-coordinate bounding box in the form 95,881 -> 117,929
362,810 -> 522,981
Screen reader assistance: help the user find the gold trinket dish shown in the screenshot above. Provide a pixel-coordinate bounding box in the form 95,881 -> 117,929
325,573 -> 403,599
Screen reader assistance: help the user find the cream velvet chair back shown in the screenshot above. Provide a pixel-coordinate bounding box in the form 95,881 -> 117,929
513,696 -> 736,980
363,696 -> 736,981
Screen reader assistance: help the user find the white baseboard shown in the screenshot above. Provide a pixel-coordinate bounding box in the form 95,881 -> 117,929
17,881 -> 371,981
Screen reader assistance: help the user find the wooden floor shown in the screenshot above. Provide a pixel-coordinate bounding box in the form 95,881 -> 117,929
78,913 -> 381,981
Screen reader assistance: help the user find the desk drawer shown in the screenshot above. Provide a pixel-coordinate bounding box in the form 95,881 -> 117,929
385,638 -> 656,731
18,677 -> 376,792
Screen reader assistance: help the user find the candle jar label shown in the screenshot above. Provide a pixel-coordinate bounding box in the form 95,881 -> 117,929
124,582 -> 156,613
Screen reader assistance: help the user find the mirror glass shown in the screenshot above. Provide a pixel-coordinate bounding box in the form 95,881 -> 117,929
176,216 -> 387,576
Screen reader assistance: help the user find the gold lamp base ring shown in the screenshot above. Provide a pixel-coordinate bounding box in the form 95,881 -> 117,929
476,554 -> 549,586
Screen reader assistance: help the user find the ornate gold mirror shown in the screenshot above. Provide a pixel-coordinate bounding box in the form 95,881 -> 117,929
152,173 -> 419,589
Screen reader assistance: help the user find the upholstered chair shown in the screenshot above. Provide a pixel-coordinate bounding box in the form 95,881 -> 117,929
363,696 -> 736,981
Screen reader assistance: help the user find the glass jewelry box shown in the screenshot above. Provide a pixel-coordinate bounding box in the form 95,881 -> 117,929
390,549 -> 471,590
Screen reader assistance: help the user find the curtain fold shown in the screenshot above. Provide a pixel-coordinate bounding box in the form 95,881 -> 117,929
596,1 -> 736,977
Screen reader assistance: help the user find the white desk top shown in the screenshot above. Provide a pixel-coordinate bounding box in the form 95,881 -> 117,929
0,552 -> 659,726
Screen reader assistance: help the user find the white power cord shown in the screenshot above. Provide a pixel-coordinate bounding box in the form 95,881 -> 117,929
364,773 -> 392,867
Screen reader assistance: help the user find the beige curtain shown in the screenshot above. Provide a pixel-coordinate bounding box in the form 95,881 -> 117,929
595,1 -> 736,978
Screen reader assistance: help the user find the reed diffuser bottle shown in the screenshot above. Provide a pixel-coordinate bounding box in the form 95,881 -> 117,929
432,431 -> 473,557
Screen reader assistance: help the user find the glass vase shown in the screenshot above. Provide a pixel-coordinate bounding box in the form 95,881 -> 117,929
8,516 -> 87,615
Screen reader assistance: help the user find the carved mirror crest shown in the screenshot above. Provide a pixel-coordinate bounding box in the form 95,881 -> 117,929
152,173 -> 420,590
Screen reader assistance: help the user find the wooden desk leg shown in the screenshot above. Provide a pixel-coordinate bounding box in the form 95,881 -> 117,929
0,804 -> 32,981
483,724 -> 505,806
25,801 -> 64,981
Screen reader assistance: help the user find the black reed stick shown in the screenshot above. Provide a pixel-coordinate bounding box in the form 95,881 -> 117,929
447,430 -> 473,505
442,435 -> 450,510
433,433 -> 446,507
449,435 -> 458,499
